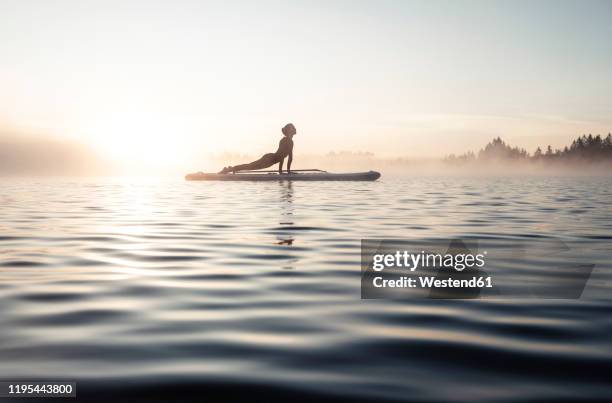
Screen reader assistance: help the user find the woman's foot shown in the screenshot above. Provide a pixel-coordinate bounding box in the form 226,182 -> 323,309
218,166 -> 233,174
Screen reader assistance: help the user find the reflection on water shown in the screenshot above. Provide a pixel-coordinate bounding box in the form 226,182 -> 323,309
277,181 -> 295,251
1,177 -> 612,402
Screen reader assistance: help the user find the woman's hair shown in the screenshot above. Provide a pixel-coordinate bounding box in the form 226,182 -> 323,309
282,123 -> 296,136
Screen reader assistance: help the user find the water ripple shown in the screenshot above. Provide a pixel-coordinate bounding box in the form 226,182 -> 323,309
1,177 -> 611,402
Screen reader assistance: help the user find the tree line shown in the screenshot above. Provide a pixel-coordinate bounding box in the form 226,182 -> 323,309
445,134 -> 612,164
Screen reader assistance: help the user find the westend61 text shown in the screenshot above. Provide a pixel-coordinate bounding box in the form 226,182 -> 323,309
373,276 -> 493,289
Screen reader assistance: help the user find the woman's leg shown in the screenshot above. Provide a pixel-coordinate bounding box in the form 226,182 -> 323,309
230,153 -> 278,172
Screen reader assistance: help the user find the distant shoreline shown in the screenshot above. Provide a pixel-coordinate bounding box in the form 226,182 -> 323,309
2,132 -> 611,177
444,134 -> 612,167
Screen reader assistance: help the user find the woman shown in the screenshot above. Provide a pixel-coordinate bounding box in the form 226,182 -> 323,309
219,123 -> 296,174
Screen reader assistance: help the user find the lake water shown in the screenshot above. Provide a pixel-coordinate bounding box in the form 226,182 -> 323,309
1,177 -> 611,402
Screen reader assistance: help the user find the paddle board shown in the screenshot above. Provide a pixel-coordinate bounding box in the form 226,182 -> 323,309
185,170 -> 381,181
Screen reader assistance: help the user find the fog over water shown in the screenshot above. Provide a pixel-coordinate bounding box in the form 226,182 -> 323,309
2,130 -> 610,178
0,132 -> 106,176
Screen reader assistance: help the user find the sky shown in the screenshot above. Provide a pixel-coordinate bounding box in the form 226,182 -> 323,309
1,0 -> 611,171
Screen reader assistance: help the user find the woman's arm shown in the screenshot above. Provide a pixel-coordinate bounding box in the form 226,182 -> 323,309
278,157 -> 284,174
287,151 -> 293,173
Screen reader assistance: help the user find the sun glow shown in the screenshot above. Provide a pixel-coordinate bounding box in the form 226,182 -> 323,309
80,109 -> 199,169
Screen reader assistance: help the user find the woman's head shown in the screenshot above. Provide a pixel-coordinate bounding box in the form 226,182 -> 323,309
282,123 -> 296,137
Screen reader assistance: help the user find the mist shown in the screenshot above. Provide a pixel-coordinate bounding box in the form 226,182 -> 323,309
205,147 -> 612,179
2,129 -> 611,178
0,131 -> 109,176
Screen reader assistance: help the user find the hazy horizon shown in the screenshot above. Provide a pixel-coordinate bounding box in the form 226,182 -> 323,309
1,0 -> 611,173
2,128 -> 611,177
